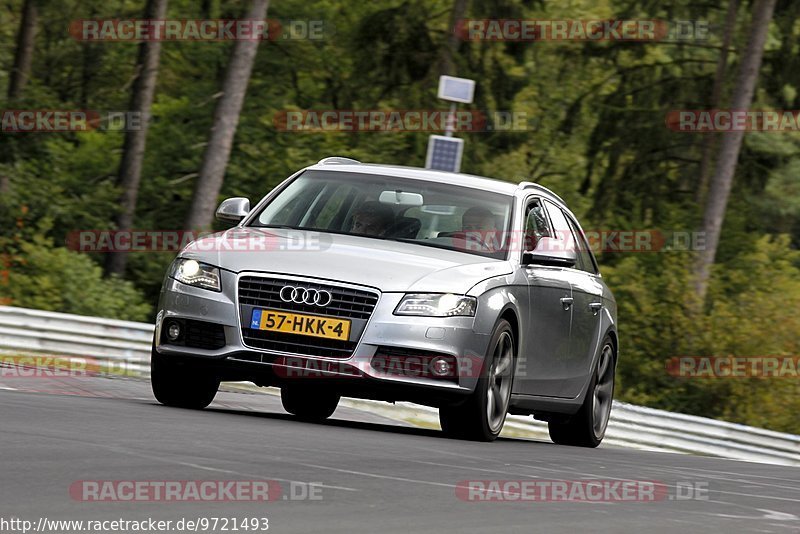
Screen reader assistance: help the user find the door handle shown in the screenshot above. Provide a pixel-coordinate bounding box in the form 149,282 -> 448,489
589,302 -> 603,315
560,297 -> 573,310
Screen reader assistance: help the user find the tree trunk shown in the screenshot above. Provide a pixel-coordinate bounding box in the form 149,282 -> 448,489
695,0 -> 739,204
435,0 -> 469,78
694,0 -> 777,300
8,0 -> 38,100
104,0 -> 168,277
184,0 -> 270,231
201,0 -> 219,18
2,0 -> 38,194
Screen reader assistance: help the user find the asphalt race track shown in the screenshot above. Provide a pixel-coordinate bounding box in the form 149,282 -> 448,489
1,375 -> 798,534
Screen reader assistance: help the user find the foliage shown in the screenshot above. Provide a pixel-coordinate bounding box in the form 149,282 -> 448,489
605,236 -> 800,433
0,234 -> 150,322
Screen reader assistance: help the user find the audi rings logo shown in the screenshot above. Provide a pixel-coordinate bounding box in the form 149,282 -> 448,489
279,286 -> 333,307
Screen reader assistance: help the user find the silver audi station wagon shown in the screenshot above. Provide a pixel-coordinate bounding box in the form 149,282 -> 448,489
152,157 -> 617,447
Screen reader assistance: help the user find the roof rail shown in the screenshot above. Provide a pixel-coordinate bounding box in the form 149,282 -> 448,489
518,181 -> 565,204
317,156 -> 362,165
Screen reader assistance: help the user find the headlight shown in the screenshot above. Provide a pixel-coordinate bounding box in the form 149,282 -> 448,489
169,258 -> 221,292
394,293 -> 477,317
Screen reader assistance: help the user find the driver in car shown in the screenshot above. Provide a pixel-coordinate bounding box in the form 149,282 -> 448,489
461,206 -> 501,251
349,201 -> 395,237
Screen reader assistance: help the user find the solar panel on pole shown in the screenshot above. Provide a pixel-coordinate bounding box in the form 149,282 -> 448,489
437,76 -> 476,104
425,135 -> 464,173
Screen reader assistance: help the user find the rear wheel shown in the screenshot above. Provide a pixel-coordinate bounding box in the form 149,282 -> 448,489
549,337 -> 615,447
281,385 -> 340,421
439,319 -> 515,441
151,348 -> 220,409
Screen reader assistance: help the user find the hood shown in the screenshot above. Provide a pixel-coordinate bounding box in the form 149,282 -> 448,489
181,227 -> 513,293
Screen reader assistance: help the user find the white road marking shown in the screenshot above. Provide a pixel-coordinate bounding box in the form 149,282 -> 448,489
713,509 -> 800,521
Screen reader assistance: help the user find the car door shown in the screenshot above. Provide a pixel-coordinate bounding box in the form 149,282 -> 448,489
561,209 -> 606,396
542,201 -> 605,398
517,197 -> 574,397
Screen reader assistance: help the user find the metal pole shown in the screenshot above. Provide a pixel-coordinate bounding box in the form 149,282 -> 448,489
445,102 -> 456,137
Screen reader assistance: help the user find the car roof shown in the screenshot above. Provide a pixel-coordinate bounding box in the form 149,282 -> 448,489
304,160 -> 565,204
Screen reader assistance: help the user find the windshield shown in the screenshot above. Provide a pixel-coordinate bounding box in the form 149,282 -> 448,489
249,170 -> 514,259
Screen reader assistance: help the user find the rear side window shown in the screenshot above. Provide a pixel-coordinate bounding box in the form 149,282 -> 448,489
565,215 -> 598,274
543,200 -> 572,242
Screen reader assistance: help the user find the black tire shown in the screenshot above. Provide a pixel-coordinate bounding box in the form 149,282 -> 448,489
439,319 -> 515,441
281,385 -> 340,421
150,347 -> 220,409
549,336 -> 616,447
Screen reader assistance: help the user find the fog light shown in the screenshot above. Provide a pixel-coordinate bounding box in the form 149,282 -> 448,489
430,357 -> 452,377
167,321 -> 181,341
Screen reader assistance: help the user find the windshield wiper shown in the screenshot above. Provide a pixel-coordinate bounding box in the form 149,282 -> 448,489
251,224 -> 305,230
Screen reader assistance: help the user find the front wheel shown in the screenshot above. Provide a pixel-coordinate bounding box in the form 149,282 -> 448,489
439,319 -> 515,441
151,348 -> 220,409
281,385 -> 340,421
549,337 -> 615,447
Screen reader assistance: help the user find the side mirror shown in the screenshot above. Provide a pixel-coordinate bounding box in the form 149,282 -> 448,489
215,197 -> 250,223
522,236 -> 577,267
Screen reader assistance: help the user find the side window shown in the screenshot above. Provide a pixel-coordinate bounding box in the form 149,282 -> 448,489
543,200 -> 584,269
565,216 -> 598,274
543,200 -> 571,241
524,198 -> 551,250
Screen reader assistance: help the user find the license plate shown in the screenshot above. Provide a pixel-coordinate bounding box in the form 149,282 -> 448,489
250,309 -> 351,341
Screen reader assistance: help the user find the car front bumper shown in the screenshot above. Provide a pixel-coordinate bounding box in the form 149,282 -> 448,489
154,271 -> 493,398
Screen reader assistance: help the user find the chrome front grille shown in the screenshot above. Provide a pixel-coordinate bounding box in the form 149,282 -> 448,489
238,276 -> 379,358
